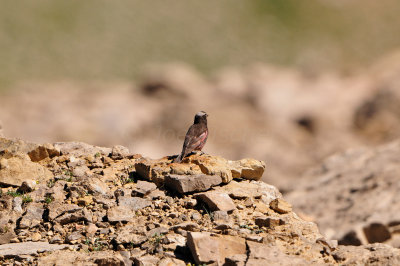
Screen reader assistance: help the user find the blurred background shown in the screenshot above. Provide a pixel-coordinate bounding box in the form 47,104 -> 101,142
1,0 -> 400,191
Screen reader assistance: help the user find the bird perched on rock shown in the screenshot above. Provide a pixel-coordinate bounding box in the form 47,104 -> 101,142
174,111 -> 208,163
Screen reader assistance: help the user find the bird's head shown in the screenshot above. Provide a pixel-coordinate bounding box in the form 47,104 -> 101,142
194,111 -> 208,123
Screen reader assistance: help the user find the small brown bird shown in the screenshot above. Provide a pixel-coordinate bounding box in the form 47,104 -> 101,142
174,111 -> 209,163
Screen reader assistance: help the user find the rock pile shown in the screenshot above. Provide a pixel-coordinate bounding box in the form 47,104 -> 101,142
287,140 -> 400,249
0,137 -> 399,265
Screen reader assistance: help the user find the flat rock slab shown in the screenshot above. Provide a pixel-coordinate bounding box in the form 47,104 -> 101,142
187,232 -> 246,265
0,242 -> 71,257
165,174 -> 222,193
196,191 -> 236,212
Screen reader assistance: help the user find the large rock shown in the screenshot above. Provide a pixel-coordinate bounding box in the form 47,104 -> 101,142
0,155 -> 53,187
135,154 -> 266,186
165,174 -> 222,193
0,242 -> 71,256
187,232 -> 246,265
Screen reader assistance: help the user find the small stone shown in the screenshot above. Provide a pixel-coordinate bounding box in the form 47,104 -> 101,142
77,196 -> 93,206
212,211 -> 230,222
255,216 -> 285,228
185,198 -> 197,208
86,223 -> 98,236
12,197 -> 23,213
270,198 -> 292,214
31,233 -> 42,242
191,212 -> 201,221
66,232 -> 83,244
171,222 -> 199,232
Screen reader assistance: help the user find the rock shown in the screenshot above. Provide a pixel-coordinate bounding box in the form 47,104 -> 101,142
27,144 -> 59,162
186,155 -> 234,183
212,211 -> 230,222
165,174 -> 222,193
19,203 -> 45,229
187,232 -> 246,265
135,154 -> 266,185
85,177 -> 110,195
66,231 -> 83,244
363,223 -> 391,243
286,141 -> 400,246
216,180 -> 281,203
12,197 -> 23,213
0,156 -> 53,187
255,216 -> 285,228
196,191 -> 236,212
118,196 -> 152,211
333,243 -> 400,265
0,242 -> 71,256
111,145 -> 130,159
115,232 -> 146,245
134,255 -> 160,266
53,142 -> 112,157
31,232 -> 42,242
225,254 -> 247,266
133,180 -> 157,196
36,250 -> 125,265
246,241 -> 308,265
0,232 -> 17,245
170,222 -> 199,232
47,203 -> 82,221
230,158 -> 266,181
107,207 -> 136,223
270,198 -> 292,214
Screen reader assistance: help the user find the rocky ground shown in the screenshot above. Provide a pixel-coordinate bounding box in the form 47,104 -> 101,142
287,140 -> 400,249
0,137 -> 399,265
2,50 -> 400,193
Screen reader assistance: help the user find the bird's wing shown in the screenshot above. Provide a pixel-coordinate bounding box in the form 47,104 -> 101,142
181,124 -> 206,155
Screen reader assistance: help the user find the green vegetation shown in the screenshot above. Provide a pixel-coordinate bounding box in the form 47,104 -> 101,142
1,0 -> 400,89
6,190 -> 22,197
22,195 -> 33,203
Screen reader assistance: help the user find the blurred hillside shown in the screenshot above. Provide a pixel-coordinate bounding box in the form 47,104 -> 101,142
1,0 -> 400,87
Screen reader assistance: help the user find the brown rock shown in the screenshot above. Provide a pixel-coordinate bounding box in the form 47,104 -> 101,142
0,242 -> 72,256
363,223 -> 391,243
134,255 -> 160,266
107,207 -> 136,223
255,216 -> 285,228
0,232 -> 17,245
270,198 -> 292,214
28,144 -> 59,162
187,232 -> 246,265
0,156 -> 53,187
53,142 -> 112,157
118,196 -> 152,211
196,191 -> 236,212
133,180 -> 157,196
19,203 -> 45,229
165,174 -> 222,193
111,145 -> 130,159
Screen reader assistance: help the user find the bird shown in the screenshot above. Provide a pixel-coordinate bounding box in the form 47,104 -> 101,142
174,111 -> 209,163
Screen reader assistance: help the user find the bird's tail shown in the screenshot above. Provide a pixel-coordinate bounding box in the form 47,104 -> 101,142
174,153 -> 182,163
